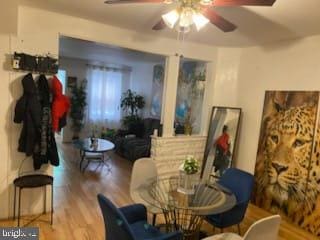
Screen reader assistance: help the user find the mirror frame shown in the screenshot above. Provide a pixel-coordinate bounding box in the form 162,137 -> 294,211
201,106 -> 242,180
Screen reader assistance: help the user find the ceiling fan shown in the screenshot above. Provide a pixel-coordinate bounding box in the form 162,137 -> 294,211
104,0 -> 277,33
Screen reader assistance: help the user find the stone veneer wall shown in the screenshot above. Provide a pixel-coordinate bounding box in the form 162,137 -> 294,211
151,135 -> 207,176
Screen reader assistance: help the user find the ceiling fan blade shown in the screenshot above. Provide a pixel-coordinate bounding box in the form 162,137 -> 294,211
213,0 -> 276,7
152,19 -> 167,30
202,8 -> 237,32
105,0 -> 163,4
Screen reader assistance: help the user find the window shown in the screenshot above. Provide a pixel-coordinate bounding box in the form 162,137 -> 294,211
86,66 -> 122,129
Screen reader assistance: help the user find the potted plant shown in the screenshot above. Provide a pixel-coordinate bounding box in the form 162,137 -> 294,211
120,89 -> 145,131
178,155 -> 200,194
101,127 -> 116,142
70,80 -> 87,139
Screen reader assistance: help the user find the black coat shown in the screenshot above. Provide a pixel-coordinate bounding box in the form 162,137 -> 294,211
14,73 -> 41,157
33,75 -> 59,169
14,74 -> 60,170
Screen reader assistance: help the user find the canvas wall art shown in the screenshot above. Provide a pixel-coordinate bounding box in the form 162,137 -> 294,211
67,76 -> 77,88
201,107 -> 241,181
252,91 -> 320,236
150,64 -> 164,118
175,60 -> 206,135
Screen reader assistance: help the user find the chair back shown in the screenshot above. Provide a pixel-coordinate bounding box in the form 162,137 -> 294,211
97,194 -> 134,240
218,168 -> 254,205
130,158 -> 158,203
244,215 -> 281,240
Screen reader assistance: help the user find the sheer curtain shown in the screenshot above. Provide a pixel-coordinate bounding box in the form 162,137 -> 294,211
86,66 -> 122,131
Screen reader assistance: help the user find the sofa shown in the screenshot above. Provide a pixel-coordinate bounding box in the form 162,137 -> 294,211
114,118 -> 162,161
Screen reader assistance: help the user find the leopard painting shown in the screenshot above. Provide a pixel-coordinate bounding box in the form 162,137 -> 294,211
253,104 -> 320,237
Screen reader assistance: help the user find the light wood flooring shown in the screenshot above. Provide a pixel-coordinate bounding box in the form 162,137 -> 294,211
0,142 -> 318,240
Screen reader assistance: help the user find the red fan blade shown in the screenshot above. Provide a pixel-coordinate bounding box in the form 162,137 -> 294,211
202,8 -> 237,32
213,0 -> 276,6
152,19 -> 167,30
105,0 -> 164,4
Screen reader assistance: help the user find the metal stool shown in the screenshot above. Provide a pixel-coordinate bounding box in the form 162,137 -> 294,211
13,174 -> 54,226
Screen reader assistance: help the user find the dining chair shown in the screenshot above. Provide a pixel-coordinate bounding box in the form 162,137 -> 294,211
97,194 -> 182,240
130,158 -> 162,225
205,168 -> 254,234
202,215 -> 281,240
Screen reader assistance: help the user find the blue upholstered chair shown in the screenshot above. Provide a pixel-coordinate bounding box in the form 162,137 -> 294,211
97,194 -> 182,240
205,168 -> 254,234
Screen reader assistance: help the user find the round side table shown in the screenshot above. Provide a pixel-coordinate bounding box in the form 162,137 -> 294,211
13,174 -> 54,226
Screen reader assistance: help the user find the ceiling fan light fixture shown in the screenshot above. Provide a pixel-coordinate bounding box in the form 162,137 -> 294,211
200,0 -> 212,5
176,25 -> 191,33
162,10 -> 179,28
179,8 -> 194,28
192,13 -> 209,31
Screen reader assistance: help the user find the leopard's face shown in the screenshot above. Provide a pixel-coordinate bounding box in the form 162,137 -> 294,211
260,106 -> 318,207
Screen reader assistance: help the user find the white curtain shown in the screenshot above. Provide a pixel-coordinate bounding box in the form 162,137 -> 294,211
86,66 -> 122,131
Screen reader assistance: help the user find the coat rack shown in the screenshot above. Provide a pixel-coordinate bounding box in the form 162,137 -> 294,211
12,52 -> 59,75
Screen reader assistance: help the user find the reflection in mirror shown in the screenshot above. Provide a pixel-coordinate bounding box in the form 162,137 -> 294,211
201,107 -> 241,182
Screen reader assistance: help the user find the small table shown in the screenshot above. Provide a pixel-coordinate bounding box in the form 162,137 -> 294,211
138,176 -> 236,239
13,174 -> 54,226
73,138 -> 115,172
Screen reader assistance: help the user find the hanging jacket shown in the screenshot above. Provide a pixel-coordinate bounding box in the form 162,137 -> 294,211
33,74 -> 59,169
51,76 -> 70,132
14,73 -> 41,156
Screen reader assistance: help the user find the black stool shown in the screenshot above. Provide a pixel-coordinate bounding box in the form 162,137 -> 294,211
13,174 -> 54,226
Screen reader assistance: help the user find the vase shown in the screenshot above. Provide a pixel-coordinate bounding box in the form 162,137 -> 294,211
184,124 -> 193,135
177,165 -> 200,194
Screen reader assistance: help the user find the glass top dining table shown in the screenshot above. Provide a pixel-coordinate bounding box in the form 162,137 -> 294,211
137,175 -> 236,239
138,175 -> 236,215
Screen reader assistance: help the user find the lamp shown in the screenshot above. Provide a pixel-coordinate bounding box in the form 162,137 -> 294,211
162,7 -> 210,32
179,8 -> 194,28
192,13 -> 209,31
162,10 -> 179,28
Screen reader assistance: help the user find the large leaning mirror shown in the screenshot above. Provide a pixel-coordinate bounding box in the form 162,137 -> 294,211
201,107 -> 241,181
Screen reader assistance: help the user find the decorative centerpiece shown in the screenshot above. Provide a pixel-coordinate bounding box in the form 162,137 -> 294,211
178,155 -> 200,194
90,125 -> 99,149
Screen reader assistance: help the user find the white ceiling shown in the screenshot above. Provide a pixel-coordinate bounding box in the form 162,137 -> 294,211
20,0 -> 320,47
59,36 -> 165,65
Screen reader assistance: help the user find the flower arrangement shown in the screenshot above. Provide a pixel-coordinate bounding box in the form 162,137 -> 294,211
183,155 -> 200,175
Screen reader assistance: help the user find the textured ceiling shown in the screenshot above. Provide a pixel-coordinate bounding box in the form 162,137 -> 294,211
20,0 -> 320,47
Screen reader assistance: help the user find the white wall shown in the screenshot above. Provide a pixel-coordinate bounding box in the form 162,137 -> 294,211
0,1 -> 18,34
236,35 -> 320,173
0,34 -> 11,218
0,32 -> 56,219
130,62 -> 157,118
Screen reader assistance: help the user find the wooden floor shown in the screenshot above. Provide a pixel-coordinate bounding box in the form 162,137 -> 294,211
0,142 -> 318,240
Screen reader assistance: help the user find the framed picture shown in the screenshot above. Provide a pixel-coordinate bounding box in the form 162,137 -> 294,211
201,107 -> 242,181
252,91 -> 320,236
67,76 -> 77,88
